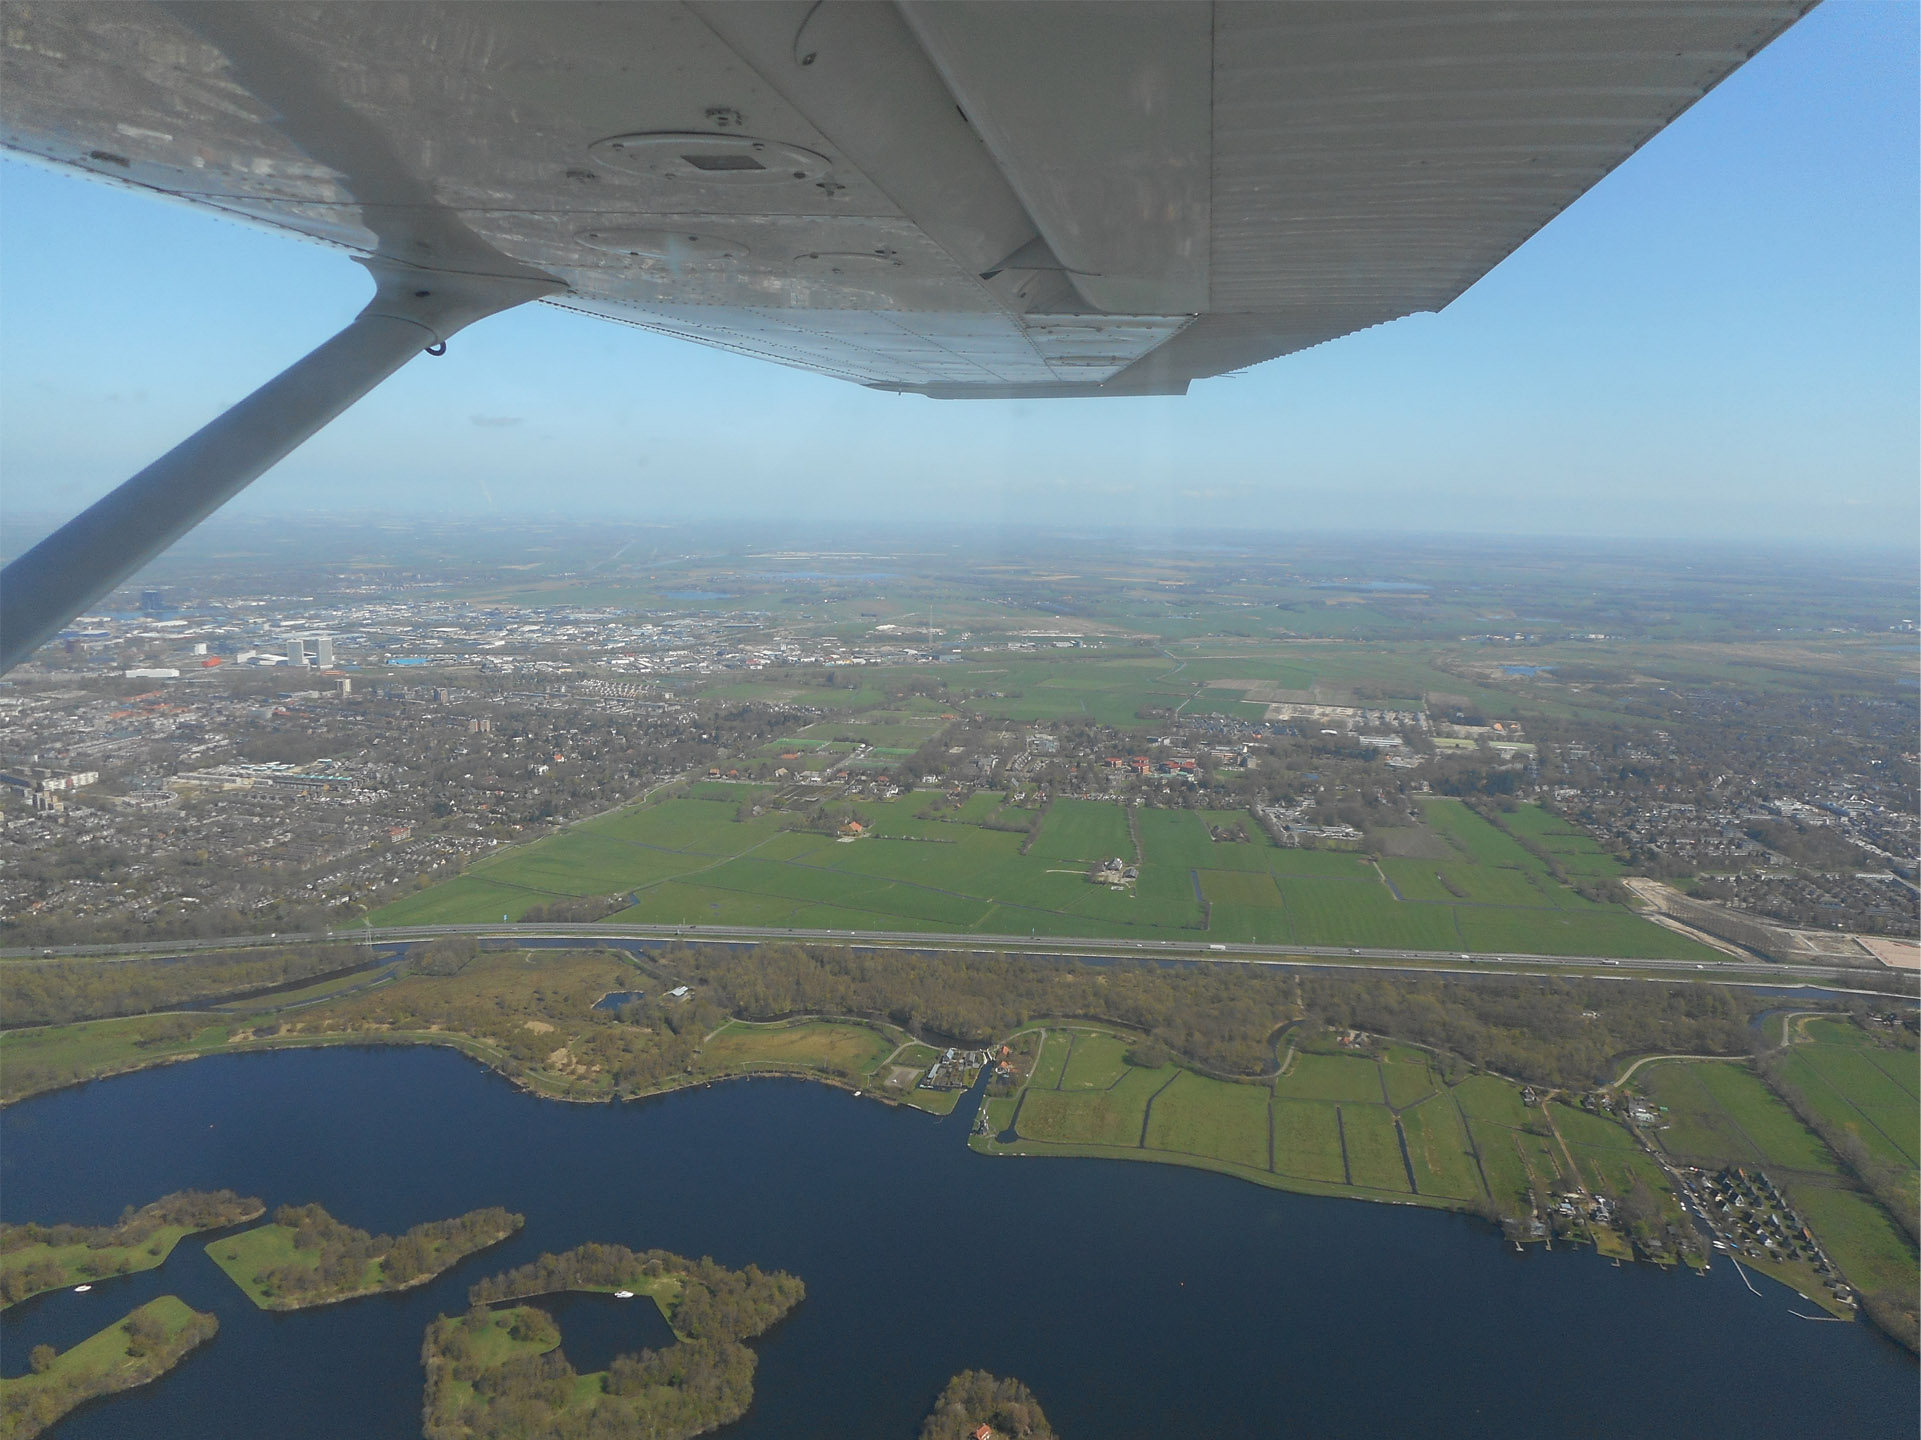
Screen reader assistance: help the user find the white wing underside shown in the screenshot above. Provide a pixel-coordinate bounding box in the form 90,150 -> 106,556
0,1 -> 1808,397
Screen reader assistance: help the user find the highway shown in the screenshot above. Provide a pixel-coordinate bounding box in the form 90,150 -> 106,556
6,921 -> 1915,999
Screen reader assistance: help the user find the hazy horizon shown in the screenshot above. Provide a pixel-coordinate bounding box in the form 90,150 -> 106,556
2,1 -> 1916,549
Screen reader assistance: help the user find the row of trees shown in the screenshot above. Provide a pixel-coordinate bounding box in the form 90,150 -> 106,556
2,1189 -> 260,1256
660,941 -> 1762,1088
0,946 -> 363,1028
332,940 -> 1770,1093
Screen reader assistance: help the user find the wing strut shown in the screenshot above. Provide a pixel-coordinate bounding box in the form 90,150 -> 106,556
0,261 -> 560,674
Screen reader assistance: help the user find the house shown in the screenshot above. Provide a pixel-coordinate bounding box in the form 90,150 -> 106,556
839,820 -> 865,836
972,1427 -> 993,1440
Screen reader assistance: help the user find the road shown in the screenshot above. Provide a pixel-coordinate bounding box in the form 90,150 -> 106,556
7,921 -> 1915,999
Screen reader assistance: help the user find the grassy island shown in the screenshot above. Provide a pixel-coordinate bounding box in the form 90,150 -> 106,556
423,1242 -> 804,1439
207,1203 -> 522,1310
0,1295 -> 217,1439
921,1371 -> 1058,1440
0,1190 -> 262,1308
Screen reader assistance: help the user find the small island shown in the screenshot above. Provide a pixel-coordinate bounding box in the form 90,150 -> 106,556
0,1190 -> 263,1308
423,1242 -> 805,1439
207,1203 -> 522,1310
920,1371 -> 1058,1440
0,1295 -> 218,1439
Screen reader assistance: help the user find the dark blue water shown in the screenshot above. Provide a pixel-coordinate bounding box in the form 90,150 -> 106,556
590,990 -> 645,1012
517,1290 -> 676,1373
1,1048 -> 1912,1438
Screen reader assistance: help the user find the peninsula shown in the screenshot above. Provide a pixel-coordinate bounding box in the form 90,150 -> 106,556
0,1190 -> 262,1308
207,1203 -> 522,1310
0,1295 -> 217,1439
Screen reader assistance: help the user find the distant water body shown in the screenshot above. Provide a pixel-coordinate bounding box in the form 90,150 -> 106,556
1,1049 -> 1912,1438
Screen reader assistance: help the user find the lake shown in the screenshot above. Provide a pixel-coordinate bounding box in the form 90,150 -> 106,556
1,1047 -> 1912,1438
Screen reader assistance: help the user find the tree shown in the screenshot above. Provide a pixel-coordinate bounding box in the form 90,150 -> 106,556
28,1344 -> 55,1374
124,1309 -> 167,1357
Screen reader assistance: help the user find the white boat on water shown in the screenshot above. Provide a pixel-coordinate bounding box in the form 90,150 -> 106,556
614,1290 -> 635,1299
72,1284 -> 91,1293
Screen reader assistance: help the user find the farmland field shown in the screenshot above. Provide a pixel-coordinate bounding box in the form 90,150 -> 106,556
1400,1096 -> 1483,1200
698,1019 -> 896,1080
1058,1030 -> 1133,1090
1276,1051 -> 1388,1104
1774,1024 -> 1919,1171
1337,1104 -> 1411,1192
1142,1072 -> 1271,1172
1013,1066 -> 1168,1149
375,784 -> 1721,963
1270,1100 -> 1348,1184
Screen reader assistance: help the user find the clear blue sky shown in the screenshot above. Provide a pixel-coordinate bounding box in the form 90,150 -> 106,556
2,1 -> 1915,549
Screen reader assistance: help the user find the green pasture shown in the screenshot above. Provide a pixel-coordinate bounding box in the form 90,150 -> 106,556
1400,1097 -> 1483,1200
1380,1047 -> 1440,1108
1276,1052 -> 1388,1105
1776,1036 -> 1919,1170
1270,1101 -> 1348,1185
1338,1105 -> 1411,1192
1788,1184 -> 1919,1297
1453,1076 -> 1566,1209
1027,799 -> 1132,865
1058,1030 -> 1135,1090
1639,1061 -> 1831,1172
1014,1066 -> 1168,1149
698,1019 -> 896,1080
209,1223 -> 380,1309
1142,1072 -> 1271,1172
1028,1031 -> 1071,1090
977,1024 -> 1685,1217
0,1015 -> 234,1104
377,787 -> 1717,963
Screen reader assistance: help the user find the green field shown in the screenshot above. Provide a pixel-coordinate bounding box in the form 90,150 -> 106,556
698,1018 -> 896,1081
208,1224 -> 382,1309
1776,1020 -> 1919,1176
1014,1065 -> 1172,1149
1276,1051 -> 1388,1104
1057,1030 -> 1134,1089
981,1024 -> 1601,1212
1339,1104 -> 1412,1193
1270,1101 -> 1348,1185
1453,1074 -> 1568,1210
1143,1072 -> 1271,1172
373,790 -> 1719,962
1400,1096 -> 1484,1200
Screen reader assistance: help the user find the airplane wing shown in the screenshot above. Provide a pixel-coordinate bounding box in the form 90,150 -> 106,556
0,1 -> 1810,669
3,1 -> 1808,398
